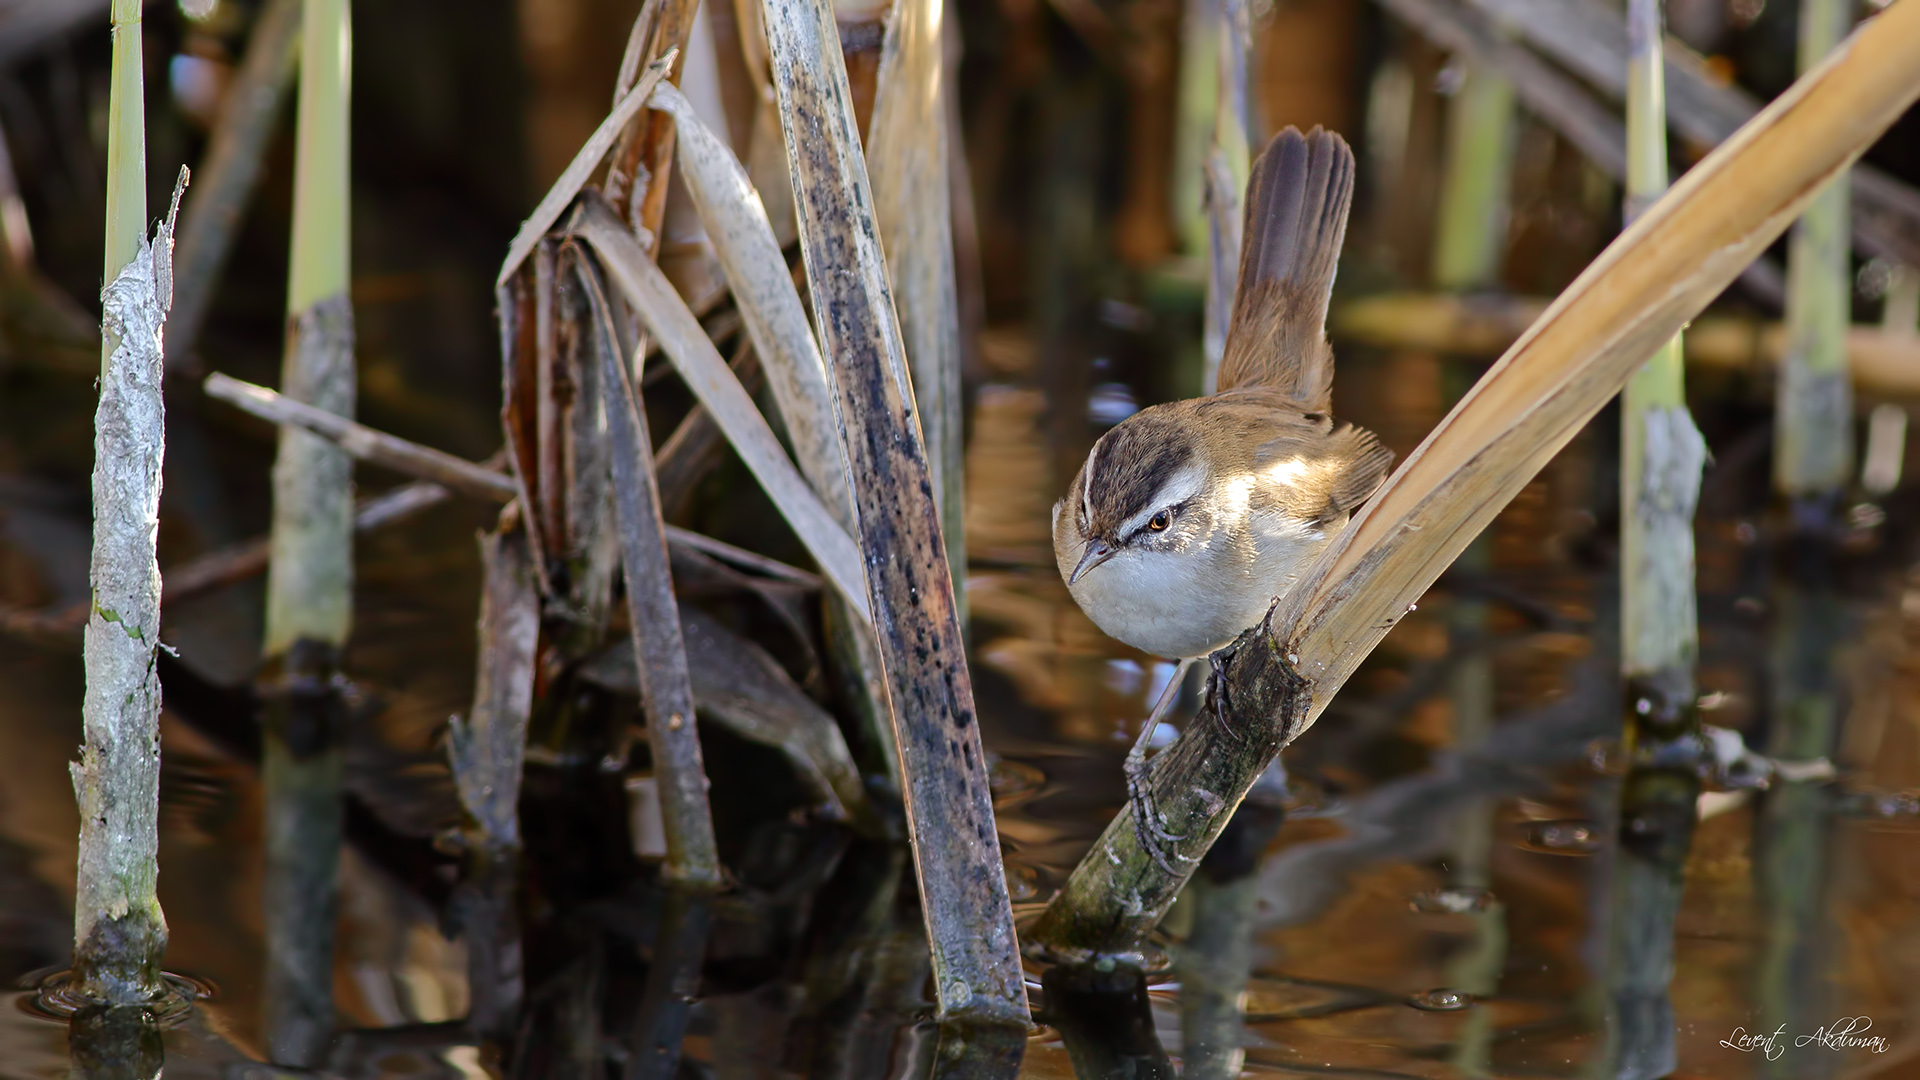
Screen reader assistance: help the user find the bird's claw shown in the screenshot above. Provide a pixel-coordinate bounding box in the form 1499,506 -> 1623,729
1125,750 -> 1191,876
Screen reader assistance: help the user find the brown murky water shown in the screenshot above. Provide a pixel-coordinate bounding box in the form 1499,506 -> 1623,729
5,340 -> 1920,1079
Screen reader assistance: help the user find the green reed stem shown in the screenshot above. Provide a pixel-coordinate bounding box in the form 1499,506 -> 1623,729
261,0 -> 355,1064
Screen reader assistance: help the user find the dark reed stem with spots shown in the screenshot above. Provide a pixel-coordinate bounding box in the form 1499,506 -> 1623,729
760,0 -> 1028,1028
1027,10 -> 1920,959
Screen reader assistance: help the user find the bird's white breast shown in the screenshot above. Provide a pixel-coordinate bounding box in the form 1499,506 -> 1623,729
1063,506 -> 1328,659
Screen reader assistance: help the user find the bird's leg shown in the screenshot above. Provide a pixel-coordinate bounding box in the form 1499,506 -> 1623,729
1126,658 -> 1195,875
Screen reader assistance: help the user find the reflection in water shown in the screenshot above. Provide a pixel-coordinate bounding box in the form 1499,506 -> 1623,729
6,335 -> 1920,1076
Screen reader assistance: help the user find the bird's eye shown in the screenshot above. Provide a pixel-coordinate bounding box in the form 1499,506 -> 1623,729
1148,510 -> 1171,532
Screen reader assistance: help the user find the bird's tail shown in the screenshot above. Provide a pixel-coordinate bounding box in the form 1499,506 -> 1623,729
1215,126 -> 1355,410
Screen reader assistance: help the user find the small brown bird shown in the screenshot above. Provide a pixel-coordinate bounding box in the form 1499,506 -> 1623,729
1052,129 -> 1391,849
1053,126 -> 1391,662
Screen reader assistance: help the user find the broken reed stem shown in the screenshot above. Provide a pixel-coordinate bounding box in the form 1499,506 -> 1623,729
72,0 -> 177,1001
1029,2 -> 1920,958
605,0 -> 700,245
448,524 -> 540,1036
647,84 -> 851,524
497,54 -> 677,287
180,383 -> 822,595
572,248 -> 722,889
867,0 -> 968,611
1775,0 -> 1854,500
205,372 -> 518,501
760,0 -> 1027,1025
260,0 -> 354,1063
165,0 -> 301,371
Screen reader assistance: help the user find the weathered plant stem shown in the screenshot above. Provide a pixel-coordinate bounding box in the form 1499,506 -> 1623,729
574,248 -> 722,889
206,372 -> 518,501
1028,4 -> 1920,957
496,53 -> 678,288
1607,6 -> 1705,1077
645,78 -> 900,785
72,0 -> 179,1001
165,0 -> 301,371
261,0 -> 353,1062
1775,0 -> 1854,498
868,0 -> 967,602
182,388 -> 818,595
761,0 -> 1028,1025
448,525 -> 539,1037
604,0 -> 700,245
575,198 -> 872,623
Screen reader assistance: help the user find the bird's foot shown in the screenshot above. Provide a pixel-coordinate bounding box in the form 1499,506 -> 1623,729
1125,750 -> 1191,876
1207,650 -> 1245,744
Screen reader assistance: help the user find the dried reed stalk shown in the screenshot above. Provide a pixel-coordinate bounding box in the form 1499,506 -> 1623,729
573,196 -> 872,624
647,83 -> 850,523
1030,0 -> 1920,957
867,0 -> 967,594
645,78 -> 899,780
189,385 -> 818,593
605,0 -> 702,244
760,0 -> 1028,1024
205,372 -> 519,501
574,248 -> 723,889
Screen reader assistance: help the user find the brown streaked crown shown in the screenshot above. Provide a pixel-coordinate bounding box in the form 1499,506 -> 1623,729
1078,407 -> 1201,539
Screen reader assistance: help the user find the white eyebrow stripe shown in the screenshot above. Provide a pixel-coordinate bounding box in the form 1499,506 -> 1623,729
1117,461 -> 1208,537
1080,438 -> 1100,529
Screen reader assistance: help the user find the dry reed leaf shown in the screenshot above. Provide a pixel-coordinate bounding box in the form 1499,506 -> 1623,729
497,52 -> 677,287
648,82 -> 853,525
572,198 -> 873,627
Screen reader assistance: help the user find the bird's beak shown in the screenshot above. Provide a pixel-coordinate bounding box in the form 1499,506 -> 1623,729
1069,539 -> 1115,585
